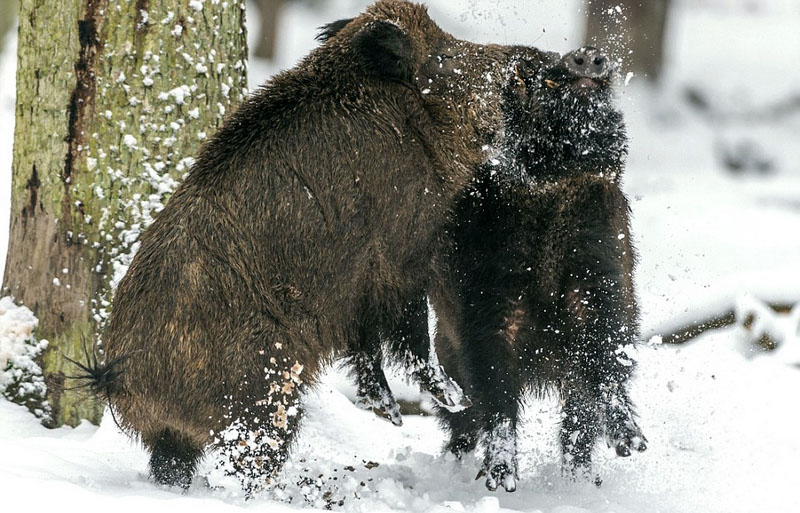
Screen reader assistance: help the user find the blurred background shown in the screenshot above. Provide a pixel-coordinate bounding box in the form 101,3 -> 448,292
0,2 -> 798,510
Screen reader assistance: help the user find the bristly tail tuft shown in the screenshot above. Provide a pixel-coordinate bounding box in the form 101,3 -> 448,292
64,334 -> 130,397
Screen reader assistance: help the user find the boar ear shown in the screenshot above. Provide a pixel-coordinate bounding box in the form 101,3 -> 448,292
352,20 -> 414,81
316,18 -> 354,42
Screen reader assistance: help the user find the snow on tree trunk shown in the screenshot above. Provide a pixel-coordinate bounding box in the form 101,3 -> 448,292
2,0 -> 248,428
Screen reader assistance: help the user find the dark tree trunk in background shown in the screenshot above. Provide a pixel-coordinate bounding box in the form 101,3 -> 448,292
3,0 -> 248,428
584,0 -> 671,82
0,0 -> 16,54
255,0 -> 284,60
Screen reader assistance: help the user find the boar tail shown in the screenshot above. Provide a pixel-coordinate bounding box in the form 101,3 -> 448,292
64,335 -> 131,397
64,335 -> 136,431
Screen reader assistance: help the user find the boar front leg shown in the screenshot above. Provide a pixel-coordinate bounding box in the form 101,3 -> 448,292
385,294 -> 472,412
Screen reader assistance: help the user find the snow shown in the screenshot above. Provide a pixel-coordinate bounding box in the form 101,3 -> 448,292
0,297 -> 40,388
733,294 -> 800,365
0,296 -> 48,418
1,0 -> 800,512
122,133 -> 139,150
1,327 -> 799,512
158,84 -> 192,104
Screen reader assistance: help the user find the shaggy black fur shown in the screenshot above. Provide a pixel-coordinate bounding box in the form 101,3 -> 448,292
149,428 -> 205,490
427,47 -> 648,491
315,18 -> 354,42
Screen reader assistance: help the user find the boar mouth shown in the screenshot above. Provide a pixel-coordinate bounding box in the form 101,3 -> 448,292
543,74 -> 611,95
574,77 -> 600,89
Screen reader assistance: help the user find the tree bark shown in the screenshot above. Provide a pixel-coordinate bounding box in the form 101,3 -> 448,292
584,0 -> 671,83
3,0 -> 248,428
254,0 -> 283,60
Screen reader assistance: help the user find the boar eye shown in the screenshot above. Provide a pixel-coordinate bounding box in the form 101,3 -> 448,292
353,21 -> 414,81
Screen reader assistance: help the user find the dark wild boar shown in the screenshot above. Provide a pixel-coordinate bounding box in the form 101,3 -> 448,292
429,46 -> 646,491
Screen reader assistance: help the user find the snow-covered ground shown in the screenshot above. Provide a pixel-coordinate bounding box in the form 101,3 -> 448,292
1,1 -> 799,512
2,326 -> 799,513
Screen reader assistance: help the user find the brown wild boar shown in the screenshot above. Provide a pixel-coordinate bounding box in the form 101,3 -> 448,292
77,0 -> 551,496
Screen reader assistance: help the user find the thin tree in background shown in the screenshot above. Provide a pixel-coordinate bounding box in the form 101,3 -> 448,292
584,0 -> 671,82
255,0 -> 284,59
0,0 -> 15,54
2,0 -> 248,427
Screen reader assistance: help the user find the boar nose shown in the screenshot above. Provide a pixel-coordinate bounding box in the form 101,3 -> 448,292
565,46 -> 608,78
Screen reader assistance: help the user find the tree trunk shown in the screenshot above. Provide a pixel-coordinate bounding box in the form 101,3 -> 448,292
254,0 -> 283,60
3,0 -> 248,428
584,0 -> 671,82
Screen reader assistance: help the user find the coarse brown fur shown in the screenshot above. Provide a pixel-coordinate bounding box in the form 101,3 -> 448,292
95,0 -> 542,495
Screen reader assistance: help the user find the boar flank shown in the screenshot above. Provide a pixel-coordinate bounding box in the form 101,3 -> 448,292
91,0 -> 531,495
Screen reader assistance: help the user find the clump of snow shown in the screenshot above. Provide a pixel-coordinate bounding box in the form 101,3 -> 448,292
121,133 -> 138,150
734,294 -> 800,364
0,297 -> 49,420
158,84 -> 191,104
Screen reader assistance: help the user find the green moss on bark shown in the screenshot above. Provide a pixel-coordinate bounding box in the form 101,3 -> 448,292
3,0 -> 248,427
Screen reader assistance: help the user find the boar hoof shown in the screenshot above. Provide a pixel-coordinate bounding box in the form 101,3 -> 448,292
355,393 -> 403,426
484,463 -> 516,492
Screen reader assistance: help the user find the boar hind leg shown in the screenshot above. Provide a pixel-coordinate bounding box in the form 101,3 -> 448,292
213,347 -> 309,497
346,322 -> 403,426
462,316 -> 523,492
602,382 -> 647,457
483,414 -> 519,492
217,390 -> 305,497
559,378 -> 602,482
581,283 -> 647,459
437,401 -> 481,458
559,364 -> 644,484
560,284 -> 646,481
385,295 -> 471,412
147,428 -> 204,490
